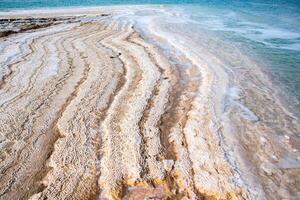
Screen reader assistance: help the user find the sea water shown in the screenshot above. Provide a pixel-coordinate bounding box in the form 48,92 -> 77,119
1,0 -> 300,111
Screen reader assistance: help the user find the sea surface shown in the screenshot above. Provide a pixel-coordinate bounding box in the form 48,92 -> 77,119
1,0 -> 300,112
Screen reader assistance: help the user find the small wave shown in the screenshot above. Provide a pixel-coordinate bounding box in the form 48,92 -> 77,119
226,87 -> 259,122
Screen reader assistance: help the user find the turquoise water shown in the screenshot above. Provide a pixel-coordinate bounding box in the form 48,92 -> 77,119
1,0 -> 300,108
1,0 -> 207,10
174,2 -> 300,108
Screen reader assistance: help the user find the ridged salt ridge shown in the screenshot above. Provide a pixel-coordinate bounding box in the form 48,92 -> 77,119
0,13 -> 299,200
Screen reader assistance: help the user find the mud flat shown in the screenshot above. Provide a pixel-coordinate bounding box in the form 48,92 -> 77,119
0,7 -> 299,200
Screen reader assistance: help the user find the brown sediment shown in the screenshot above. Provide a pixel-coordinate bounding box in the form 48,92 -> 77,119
0,16 -> 78,37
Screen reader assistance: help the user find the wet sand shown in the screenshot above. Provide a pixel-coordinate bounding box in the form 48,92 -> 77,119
0,7 -> 299,200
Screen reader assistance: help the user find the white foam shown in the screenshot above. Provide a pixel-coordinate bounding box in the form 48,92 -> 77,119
227,87 -> 259,122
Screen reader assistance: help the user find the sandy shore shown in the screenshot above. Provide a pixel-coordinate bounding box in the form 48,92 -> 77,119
0,7 -> 299,200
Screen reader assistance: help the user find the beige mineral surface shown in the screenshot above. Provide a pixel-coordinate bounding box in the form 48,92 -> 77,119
0,7 -> 299,200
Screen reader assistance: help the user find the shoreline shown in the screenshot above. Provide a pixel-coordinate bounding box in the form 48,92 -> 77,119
1,5 -> 299,119
0,5 -> 163,17
0,6 -> 121,18
0,6 -> 299,199
2,5 -> 299,120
